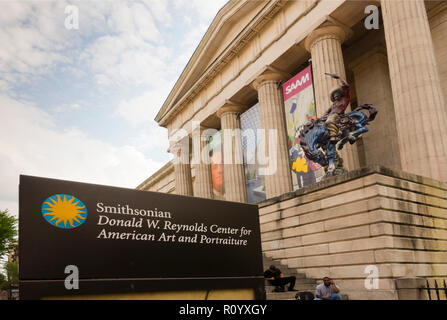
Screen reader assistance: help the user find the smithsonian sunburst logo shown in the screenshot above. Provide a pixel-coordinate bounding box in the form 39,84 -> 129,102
41,194 -> 87,229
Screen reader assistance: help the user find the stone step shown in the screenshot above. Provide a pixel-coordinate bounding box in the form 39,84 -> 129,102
266,291 -> 301,300
265,285 -> 316,295
263,272 -> 313,278
263,254 -> 319,300
265,278 -> 317,286
264,272 -> 304,278
262,261 -> 305,276
267,291 -> 350,300
262,263 -> 308,277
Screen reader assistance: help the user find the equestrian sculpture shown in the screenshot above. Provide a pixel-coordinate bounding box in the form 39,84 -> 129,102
299,73 -> 377,177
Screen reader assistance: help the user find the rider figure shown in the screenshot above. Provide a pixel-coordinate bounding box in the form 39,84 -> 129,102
323,73 -> 351,143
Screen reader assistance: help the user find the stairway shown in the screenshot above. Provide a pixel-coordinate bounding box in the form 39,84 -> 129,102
263,255 -> 317,300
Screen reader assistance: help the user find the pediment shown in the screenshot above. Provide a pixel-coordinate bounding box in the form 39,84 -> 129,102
155,0 -> 277,126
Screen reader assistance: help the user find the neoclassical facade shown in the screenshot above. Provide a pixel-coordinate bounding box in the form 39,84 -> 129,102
138,0 -> 447,299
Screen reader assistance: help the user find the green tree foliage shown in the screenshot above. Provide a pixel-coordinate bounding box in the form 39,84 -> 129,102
0,272 -> 6,290
5,261 -> 18,284
0,209 -> 17,257
1,261 -> 18,298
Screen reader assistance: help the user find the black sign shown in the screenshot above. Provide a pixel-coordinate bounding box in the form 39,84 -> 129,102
19,175 -> 264,299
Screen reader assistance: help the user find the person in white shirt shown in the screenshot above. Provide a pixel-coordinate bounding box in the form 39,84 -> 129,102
314,277 -> 341,300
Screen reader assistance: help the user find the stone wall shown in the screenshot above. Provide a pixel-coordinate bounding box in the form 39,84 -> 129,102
258,166 -> 447,300
137,162 -> 176,194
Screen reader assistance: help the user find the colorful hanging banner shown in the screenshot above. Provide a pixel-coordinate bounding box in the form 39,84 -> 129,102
208,131 -> 225,200
282,65 -> 325,189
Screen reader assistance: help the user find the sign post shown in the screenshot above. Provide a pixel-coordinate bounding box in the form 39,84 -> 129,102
19,175 -> 264,300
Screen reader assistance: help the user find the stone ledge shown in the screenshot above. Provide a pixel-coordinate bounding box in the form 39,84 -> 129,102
258,165 -> 447,208
395,277 -> 427,289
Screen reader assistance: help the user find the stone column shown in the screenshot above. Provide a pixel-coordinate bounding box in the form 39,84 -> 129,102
191,125 -> 214,199
172,138 -> 193,196
350,49 -> 401,171
304,24 -> 360,171
253,70 -> 293,199
381,0 -> 447,181
429,2 -> 447,114
217,104 -> 247,203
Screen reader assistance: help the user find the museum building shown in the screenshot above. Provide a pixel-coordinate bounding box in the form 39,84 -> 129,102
137,0 -> 447,299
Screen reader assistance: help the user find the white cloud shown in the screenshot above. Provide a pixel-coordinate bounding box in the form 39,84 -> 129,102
192,0 -> 228,22
181,23 -> 209,48
141,0 -> 172,26
115,88 -> 172,125
0,0 -> 171,90
107,1 -> 161,42
174,0 -> 228,22
0,1 -> 74,88
132,127 -> 170,154
114,89 -> 172,162
0,95 -> 164,217
184,15 -> 192,26
76,1 -> 175,87
0,1 -> 32,26
52,103 -> 82,113
0,0 -> 231,218
80,30 -> 171,87
0,0 -> 225,91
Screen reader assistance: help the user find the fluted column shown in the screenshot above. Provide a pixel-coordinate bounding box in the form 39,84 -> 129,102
217,104 -> 247,203
429,2 -> 447,114
253,71 -> 293,198
172,138 -> 193,196
304,24 -> 360,172
192,125 -> 214,199
381,0 -> 447,181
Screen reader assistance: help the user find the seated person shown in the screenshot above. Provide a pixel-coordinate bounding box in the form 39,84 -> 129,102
314,277 -> 341,300
264,265 -> 297,292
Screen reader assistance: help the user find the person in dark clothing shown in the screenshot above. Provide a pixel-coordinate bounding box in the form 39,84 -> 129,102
264,265 -> 297,292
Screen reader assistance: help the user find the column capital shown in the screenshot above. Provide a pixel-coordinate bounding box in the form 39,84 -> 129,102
167,142 -> 180,155
168,143 -> 186,159
216,100 -> 246,118
252,66 -> 291,91
191,123 -> 214,134
304,24 -> 349,52
168,134 -> 191,154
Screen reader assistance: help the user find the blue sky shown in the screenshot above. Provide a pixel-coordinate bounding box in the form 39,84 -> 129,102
0,0 -> 228,217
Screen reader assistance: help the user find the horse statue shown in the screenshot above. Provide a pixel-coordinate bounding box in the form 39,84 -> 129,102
299,104 -> 377,177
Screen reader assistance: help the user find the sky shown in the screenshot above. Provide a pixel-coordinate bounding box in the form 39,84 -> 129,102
0,0 -> 228,219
